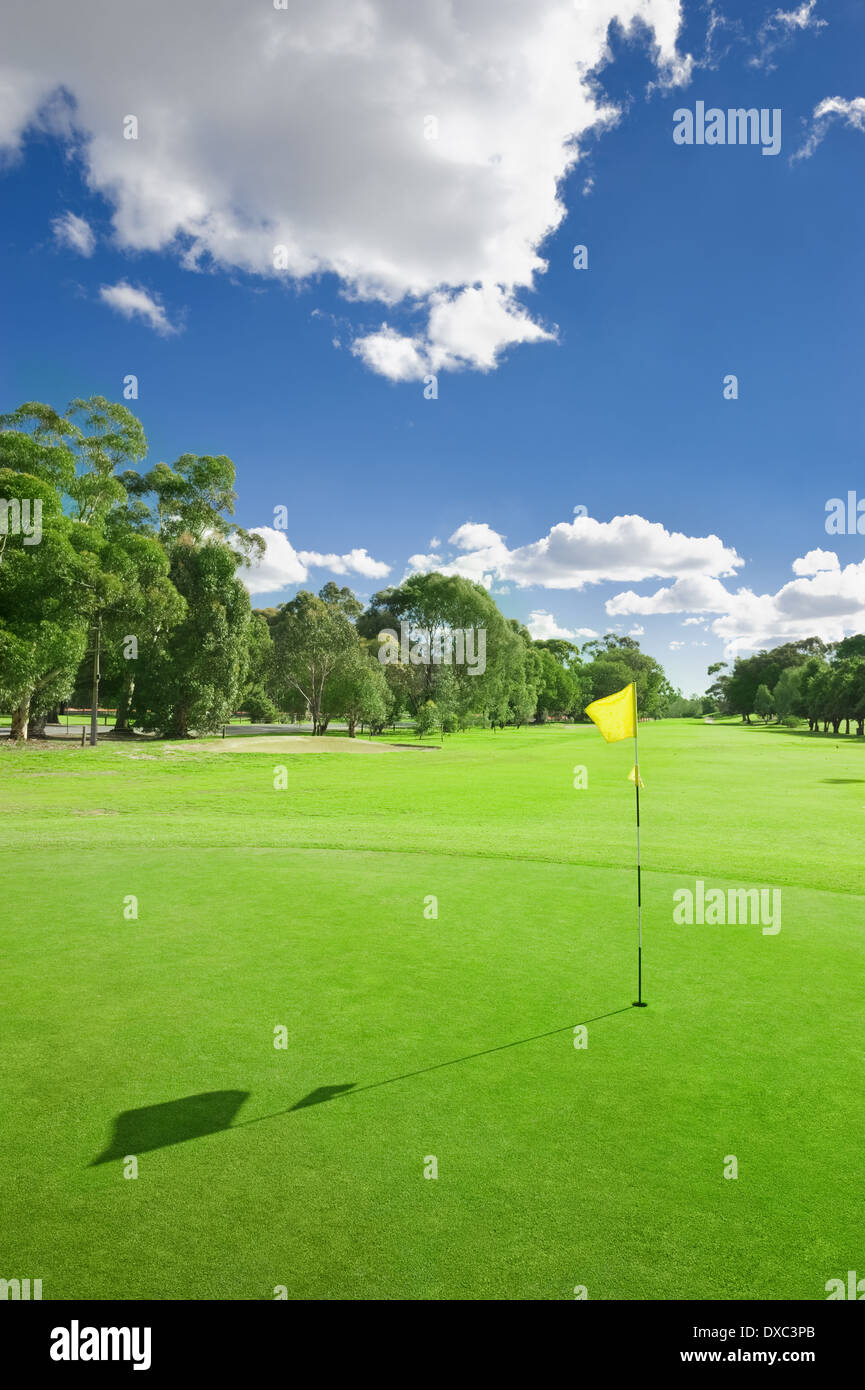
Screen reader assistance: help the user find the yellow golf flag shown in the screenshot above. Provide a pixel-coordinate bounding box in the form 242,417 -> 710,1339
585,681 -> 637,743
628,765 -> 644,788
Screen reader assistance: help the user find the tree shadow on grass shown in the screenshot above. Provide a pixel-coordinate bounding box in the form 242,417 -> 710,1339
91,1007 -> 634,1162
748,723 -> 864,742
820,778 -> 865,784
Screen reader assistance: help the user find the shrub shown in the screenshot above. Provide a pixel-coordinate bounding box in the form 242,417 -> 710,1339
243,685 -> 279,723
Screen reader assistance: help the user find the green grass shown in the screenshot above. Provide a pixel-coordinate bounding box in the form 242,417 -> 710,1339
1,721 -> 862,1300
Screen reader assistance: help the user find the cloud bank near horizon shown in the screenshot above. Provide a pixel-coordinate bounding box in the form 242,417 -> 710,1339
242,510 -> 865,656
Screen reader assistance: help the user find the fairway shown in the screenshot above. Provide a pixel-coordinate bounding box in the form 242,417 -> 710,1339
1,720 -> 863,1301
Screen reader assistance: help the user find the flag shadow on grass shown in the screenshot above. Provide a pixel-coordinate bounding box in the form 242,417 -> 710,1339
238,1007 -> 634,1120
91,1090 -> 250,1164
90,1009 -> 632,1162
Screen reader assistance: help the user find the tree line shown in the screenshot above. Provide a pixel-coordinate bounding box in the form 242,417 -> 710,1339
706,638 -> 865,735
1,397 -> 682,741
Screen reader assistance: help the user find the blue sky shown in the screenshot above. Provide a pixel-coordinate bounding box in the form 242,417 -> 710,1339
1,0 -> 863,694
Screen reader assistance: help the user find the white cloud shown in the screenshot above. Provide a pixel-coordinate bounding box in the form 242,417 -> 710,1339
528,610 -> 576,641
98,280 -> 179,335
355,285 -> 557,379
628,624 -> 645,636
243,530 -> 389,594
351,326 -> 428,382
406,551 -> 443,574
52,210 -> 95,256
503,514 -> 741,588
449,522 -> 506,552
0,0 -> 690,376
771,0 -> 825,30
297,547 -> 391,578
606,574 -> 740,616
244,528 -> 308,594
792,95 -> 865,162
527,610 -> 598,641
792,548 -> 839,576
609,555 -> 865,655
750,1 -> 826,72
409,513 -> 741,590
669,640 -> 685,649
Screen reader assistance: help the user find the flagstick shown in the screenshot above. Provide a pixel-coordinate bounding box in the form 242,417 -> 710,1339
633,687 -> 647,1007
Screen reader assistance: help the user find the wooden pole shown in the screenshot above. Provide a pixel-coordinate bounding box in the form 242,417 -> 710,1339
89,620 -> 101,748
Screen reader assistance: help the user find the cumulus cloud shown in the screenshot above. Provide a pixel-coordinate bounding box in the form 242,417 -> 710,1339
354,285 -> 557,380
99,280 -> 179,335
792,548 -> 839,576
244,528 -> 308,595
407,514 -> 742,591
608,556 -> 865,655
405,552 -> 444,577
449,522 -> 506,552
52,210 -> 95,256
351,326 -> 428,383
527,610 -> 598,641
0,0 -> 690,376
296,547 -> 391,579
792,95 -> 865,162
606,574 -> 740,615
243,530 -> 390,595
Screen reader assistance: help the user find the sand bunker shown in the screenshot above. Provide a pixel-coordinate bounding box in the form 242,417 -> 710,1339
182,735 -> 436,754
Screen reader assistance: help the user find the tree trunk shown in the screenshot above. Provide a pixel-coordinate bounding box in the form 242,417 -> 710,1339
857,719 -> 864,737
29,712 -> 48,738
347,718 -> 357,738
170,703 -> 189,738
844,719 -> 850,735
114,671 -> 135,733
9,693 -> 31,741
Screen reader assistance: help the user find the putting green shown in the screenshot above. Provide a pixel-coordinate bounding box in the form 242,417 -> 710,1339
0,720 -> 862,1300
